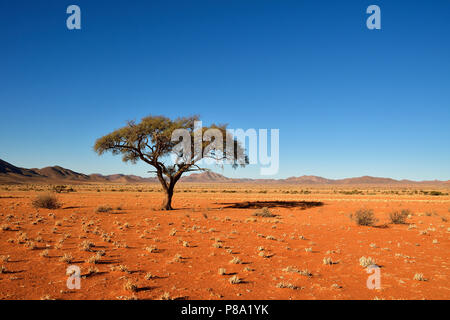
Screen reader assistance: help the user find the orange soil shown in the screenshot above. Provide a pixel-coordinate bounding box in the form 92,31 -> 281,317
0,184 -> 449,300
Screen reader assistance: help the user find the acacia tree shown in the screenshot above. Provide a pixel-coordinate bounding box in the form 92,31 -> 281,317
94,115 -> 247,210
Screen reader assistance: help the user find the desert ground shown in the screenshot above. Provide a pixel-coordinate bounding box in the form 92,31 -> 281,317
0,183 -> 449,300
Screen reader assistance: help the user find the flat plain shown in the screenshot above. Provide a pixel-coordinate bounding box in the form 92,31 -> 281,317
0,183 -> 449,300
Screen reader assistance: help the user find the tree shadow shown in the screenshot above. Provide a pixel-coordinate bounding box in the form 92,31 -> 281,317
373,224 -> 389,229
136,286 -> 155,292
221,200 -> 324,210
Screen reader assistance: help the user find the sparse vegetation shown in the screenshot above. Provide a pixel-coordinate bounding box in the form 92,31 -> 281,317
359,256 -> 376,268
144,272 -> 155,280
87,254 -> 101,264
229,257 -> 242,264
0,182 -> 447,300
389,209 -> 410,224
32,193 -> 61,209
276,282 -> 298,290
350,209 -> 377,226
59,253 -> 73,264
124,280 -> 138,292
80,240 -> 94,251
1,224 -> 11,231
253,207 -> 276,218
322,257 -> 334,265
413,273 -> 426,281
96,205 -> 113,213
145,246 -> 158,253
229,275 -> 242,284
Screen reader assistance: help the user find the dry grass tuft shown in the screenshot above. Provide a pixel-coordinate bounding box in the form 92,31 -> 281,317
96,205 -> 112,213
229,275 -> 242,284
253,207 -> 276,218
359,256 -> 376,267
350,209 -> 377,226
124,280 -> 138,292
32,194 -> 61,209
80,240 -> 94,252
276,282 -> 298,290
389,209 -> 410,224
59,253 -> 73,264
229,257 -> 242,264
413,273 -> 426,281
218,268 -> 226,275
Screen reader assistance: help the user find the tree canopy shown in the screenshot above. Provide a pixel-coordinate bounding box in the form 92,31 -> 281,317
94,115 -> 247,210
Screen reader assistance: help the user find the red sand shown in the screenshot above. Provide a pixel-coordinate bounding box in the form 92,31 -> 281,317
0,184 -> 449,300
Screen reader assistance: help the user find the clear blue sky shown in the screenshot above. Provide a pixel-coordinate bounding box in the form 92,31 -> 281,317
1,0 -> 449,180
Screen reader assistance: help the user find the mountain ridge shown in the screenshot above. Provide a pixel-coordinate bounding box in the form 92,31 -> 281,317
0,159 -> 449,186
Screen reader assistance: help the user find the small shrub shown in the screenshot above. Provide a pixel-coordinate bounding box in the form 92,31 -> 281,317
172,254 -> 183,263
389,210 -> 410,224
299,269 -> 312,277
52,185 -> 72,193
160,292 -> 172,300
229,275 -> 242,284
95,205 -> 112,213
32,194 -> 61,209
87,254 -> 101,264
282,265 -> 311,277
229,257 -> 242,264
253,207 -> 275,218
40,250 -> 49,258
59,253 -> 73,264
218,268 -> 226,275
350,209 -> 377,226
359,256 -> 376,268
212,242 -> 222,248
276,282 -> 298,290
80,240 -> 94,252
111,264 -> 130,273
413,273 -> 426,281
145,246 -> 157,253
25,241 -> 36,250
1,224 -> 11,231
145,273 -> 155,280
124,280 -> 138,292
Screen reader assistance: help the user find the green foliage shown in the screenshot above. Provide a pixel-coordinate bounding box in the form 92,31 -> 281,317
94,115 -> 247,171
94,115 -> 248,210
94,115 -> 247,167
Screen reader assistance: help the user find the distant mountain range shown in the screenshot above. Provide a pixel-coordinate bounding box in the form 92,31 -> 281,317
0,158 -> 449,186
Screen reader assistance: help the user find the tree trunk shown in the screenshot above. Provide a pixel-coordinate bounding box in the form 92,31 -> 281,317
161,187 -> 174,210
